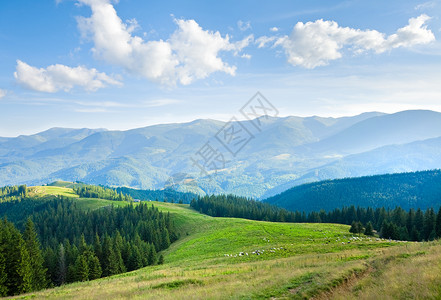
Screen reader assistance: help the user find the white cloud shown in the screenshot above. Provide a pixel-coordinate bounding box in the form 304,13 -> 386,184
14,60 -> 121,93
269,27 -> 279,32
256,36 -> 277,48
265,14 -> 435,68
0,89 -> 6,99
77,0 -> 251,86
237,20 -> 251,31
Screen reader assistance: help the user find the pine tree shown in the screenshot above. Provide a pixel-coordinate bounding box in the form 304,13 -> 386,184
147,243 -> 157,265
86,252 -> 102,280
128,246 -> 143,271
415,209 -> 424,232
17,239 -> 33,294
410,225 -> 420,241
23,218 -> 48,291
0,225 -> 8,296
364,222 -> 374,236
93,234 -> 102,263
73,255 -> 89,282
79,234 -> 88,254
349,221 -> 363,235
423,208 -> 436,241
56,244 -> 67,285
158,254 -> 164,265
2,220 -> 32,295
161,228 -> 170,249
435,207 -> 441,238
43,247 -> 57,287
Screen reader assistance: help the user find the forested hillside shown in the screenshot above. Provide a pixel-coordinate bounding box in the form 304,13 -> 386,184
0,187 -> 178,297
192,194 -> 441,242
114,186 -> 197,204
265,169 -> 441,212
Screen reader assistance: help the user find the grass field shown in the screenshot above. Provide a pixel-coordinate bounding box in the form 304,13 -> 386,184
10,186 -> 441,299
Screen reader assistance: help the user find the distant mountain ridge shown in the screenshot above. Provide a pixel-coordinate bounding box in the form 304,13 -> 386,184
1,110 -> 441,198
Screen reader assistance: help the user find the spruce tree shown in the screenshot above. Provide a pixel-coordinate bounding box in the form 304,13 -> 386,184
56,244 -> 67,285
85,251 -> 102,280
0,225 -> 8,296
435,207 -> 441,238
410,225 -> 420,241
364,222 -> 374,236
17,238 -> 33,294
93,233 -> 102,263
161,228 -> 170,249
73,255 -> 89,282
158,254 -> 164,265
423,208 -> 436,241
147,243 -> 157,265
23,218 -> 48,291
129,246 -> 143,271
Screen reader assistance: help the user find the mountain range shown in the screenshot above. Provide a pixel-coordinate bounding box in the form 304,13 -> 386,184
2,110 -> 441,198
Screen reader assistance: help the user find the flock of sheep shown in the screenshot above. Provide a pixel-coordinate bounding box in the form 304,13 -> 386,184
222,234 -> 406,258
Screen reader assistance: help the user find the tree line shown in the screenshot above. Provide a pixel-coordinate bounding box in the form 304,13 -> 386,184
264,169 -> 441,212
0,197 -> 177,296
0,218 -> 47,296
114,186 -> 197,204
74,185 -> 133,202
0,185 -> 27,203
191,195 -> 441,241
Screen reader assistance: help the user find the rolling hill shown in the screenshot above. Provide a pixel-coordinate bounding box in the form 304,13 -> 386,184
3,185 -> 441,299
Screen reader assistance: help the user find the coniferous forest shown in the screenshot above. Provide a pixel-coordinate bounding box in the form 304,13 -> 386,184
74,185 -> 133,201
191,195 -> 441,241
0,184 -> 28,202
0,195 -> 177,296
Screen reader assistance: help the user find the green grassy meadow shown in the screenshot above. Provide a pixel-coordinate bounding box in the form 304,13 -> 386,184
9,186 -> 441,299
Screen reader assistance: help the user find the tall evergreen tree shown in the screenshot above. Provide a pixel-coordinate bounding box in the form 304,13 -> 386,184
0,225 -> 8,296
128,246 -> 143,271
364,221 -> 374,236
56,244 -> 67,285
85,251 -> 102,280
73,255 -> 89,282
423,208 -> 436,241
23,218 -> 48,291
17,238 -> 33,294
436,206 -> 441,239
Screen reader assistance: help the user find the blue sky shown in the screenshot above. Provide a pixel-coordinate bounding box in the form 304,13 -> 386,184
0,0 -> 440,136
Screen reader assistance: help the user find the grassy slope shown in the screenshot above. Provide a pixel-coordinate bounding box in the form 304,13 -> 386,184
11,186 -> 441,299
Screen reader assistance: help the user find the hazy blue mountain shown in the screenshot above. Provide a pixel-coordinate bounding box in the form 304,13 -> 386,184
0,128 -> 107,163
302,110 -> 441,155
1,110 -> 441,199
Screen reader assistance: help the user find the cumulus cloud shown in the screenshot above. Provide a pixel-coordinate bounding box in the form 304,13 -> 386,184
237,20 -> 251,31
269,27 -> 279,32
77,0 -> 251,86
0,89 -> 6,99
264,14 -> 435,68
14,60 -> 121,93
